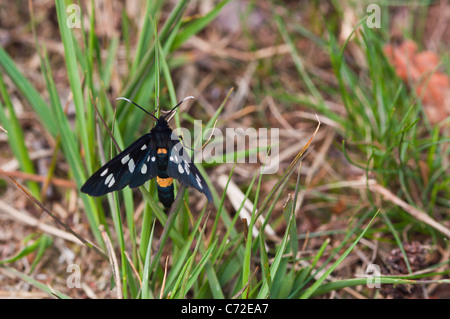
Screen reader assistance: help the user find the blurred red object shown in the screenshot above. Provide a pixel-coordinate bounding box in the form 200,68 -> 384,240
384,40 -> 449,124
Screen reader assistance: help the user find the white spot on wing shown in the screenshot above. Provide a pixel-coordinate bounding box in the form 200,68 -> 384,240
128,159 -> 135,173
151,157 -> 156,162
141,144 -> 147,150
141,164 -> 147,174
195,174 -> 203,189
101,168 -> 108,177
121,154 -> 130,164
108,176 -> 115,188
105,173 -> 113,185
178,164 -> 184,174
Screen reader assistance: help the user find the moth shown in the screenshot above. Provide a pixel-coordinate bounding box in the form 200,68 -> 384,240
81,97 -> 213,208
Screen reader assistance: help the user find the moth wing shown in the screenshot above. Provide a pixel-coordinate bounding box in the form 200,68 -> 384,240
166,141 -> 213,202
81,133 -> 156,196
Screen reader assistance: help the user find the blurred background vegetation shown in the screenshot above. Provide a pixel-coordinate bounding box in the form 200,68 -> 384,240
0,0 -> 449,299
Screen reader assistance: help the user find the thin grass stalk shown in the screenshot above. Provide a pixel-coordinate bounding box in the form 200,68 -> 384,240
0,75 -> 40,198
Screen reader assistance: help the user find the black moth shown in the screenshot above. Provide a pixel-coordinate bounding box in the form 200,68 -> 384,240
81,96 -> 213,208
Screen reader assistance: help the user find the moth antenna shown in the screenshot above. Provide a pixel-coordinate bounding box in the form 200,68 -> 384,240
116,97 -> 158,121
166,110 -> 177,123
164,96 -> 195,120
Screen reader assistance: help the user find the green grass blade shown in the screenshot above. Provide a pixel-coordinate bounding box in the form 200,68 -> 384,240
178,217 -> 210,298
259,230 -> 271,292
0,75 -> 40,198
142,220 -> 156,299
163,205 -> 207,296
171,0 -> 232,50
310,277 -> 447,297
257,195 -> 295,298
184,240 -> 218,297
0,266 -> 71,299
242,170 -> 263,298
275,15 -> 323,103
130,1 -> 155,75
39,44 -> 103,247
299,210 -> 380,299
57,1 -> 93,172
0,235 -> 52,265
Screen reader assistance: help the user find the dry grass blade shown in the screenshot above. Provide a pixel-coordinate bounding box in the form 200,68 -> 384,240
370,182 -> 450,238
201,119 -> 218,150
90,91 -> 121,152
232,266 -> 259,299
187,36 -> 290,61
217,174 -> 277,239
124,251 -> 142,287
0,170 -> 77,189
0,199 -> 81,244
1,168 -> 106,258
99,225 -> 122,299
297,114 -> 322,158
160,255 -> 170,299
0,290 -> 48,298
258,115 -> 321,214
